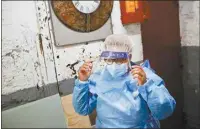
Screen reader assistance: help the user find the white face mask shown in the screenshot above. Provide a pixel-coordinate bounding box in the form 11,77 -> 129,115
106,63 -> 128,78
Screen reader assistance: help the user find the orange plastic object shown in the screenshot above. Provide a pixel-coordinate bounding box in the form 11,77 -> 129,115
120,1 -> 150,24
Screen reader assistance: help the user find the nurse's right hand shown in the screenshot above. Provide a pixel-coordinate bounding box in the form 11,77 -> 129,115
78,61 -> 93,81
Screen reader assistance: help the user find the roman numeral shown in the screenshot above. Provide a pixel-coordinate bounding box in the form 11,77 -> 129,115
86,7 -> 90,13
80,5 -> 83,11
74,1 -> 79,7
94,0 -> 99,4
92,4 -> 96,9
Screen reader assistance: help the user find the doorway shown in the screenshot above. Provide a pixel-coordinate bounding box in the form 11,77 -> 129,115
141,1 -> 184,128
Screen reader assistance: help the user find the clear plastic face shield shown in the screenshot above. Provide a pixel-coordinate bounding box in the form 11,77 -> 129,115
91,51 -> 131,75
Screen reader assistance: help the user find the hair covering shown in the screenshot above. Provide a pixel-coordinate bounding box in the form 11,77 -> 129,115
104,34 -> 133,53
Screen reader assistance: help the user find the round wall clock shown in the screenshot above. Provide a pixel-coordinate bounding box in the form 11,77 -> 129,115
51,0 -> 113,33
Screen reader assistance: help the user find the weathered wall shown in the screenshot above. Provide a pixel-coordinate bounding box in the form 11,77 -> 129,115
2,1 -> 57,95
2,1 -> 143,97
179,1 -> 200,128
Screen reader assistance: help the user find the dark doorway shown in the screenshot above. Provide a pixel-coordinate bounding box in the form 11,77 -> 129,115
141,1 -> 183,129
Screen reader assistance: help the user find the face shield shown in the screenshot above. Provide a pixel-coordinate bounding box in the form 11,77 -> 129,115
91,51 -> 131,75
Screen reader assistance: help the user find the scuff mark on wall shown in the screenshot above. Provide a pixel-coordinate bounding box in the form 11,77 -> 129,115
5,49 -> 21,55
48,43 -> 51,50
4,49 -> 21,59
38,33 -> 49,80
38,33 -> 44,56
45,36 -> 50,40
23,49 -> 29,53
81,48 -> 85,53
44,16 -> 48,22
36,83 -> 40,90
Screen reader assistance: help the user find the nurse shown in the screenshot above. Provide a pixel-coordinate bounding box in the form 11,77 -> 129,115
73,34 -> 176,128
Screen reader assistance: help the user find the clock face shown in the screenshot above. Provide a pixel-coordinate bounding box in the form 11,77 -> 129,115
72,1 -> 101,14
51,1 -> 113,33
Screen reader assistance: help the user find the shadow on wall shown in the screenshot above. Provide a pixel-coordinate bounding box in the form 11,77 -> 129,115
181,46 -> 200,129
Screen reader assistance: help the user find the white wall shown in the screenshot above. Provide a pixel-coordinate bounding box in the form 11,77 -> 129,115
179,1 -> 199,47
2,1 -> 143,94
2,1 -> 57,94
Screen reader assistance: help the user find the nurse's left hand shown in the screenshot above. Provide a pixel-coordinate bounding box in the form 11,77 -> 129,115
131,65 -> 147,86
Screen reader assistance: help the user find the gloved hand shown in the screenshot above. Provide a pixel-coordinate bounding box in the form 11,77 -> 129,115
131,65 -> 147,86
78,61 -> 93,81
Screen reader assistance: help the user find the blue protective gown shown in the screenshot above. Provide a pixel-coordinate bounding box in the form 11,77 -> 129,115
72,60 -> 176,128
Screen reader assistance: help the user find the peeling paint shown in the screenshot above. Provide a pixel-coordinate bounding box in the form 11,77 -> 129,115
81,48 -> 85,53
44,16 -> 48,22
5,49 -> 21,56
38,33 -> 44,56
45,36 -> 49,40
36,83 -> 40,90
2,1 -> 43,94
23,49 -> 29,53
48,43 -> 51,49
66,61 -> 80,76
